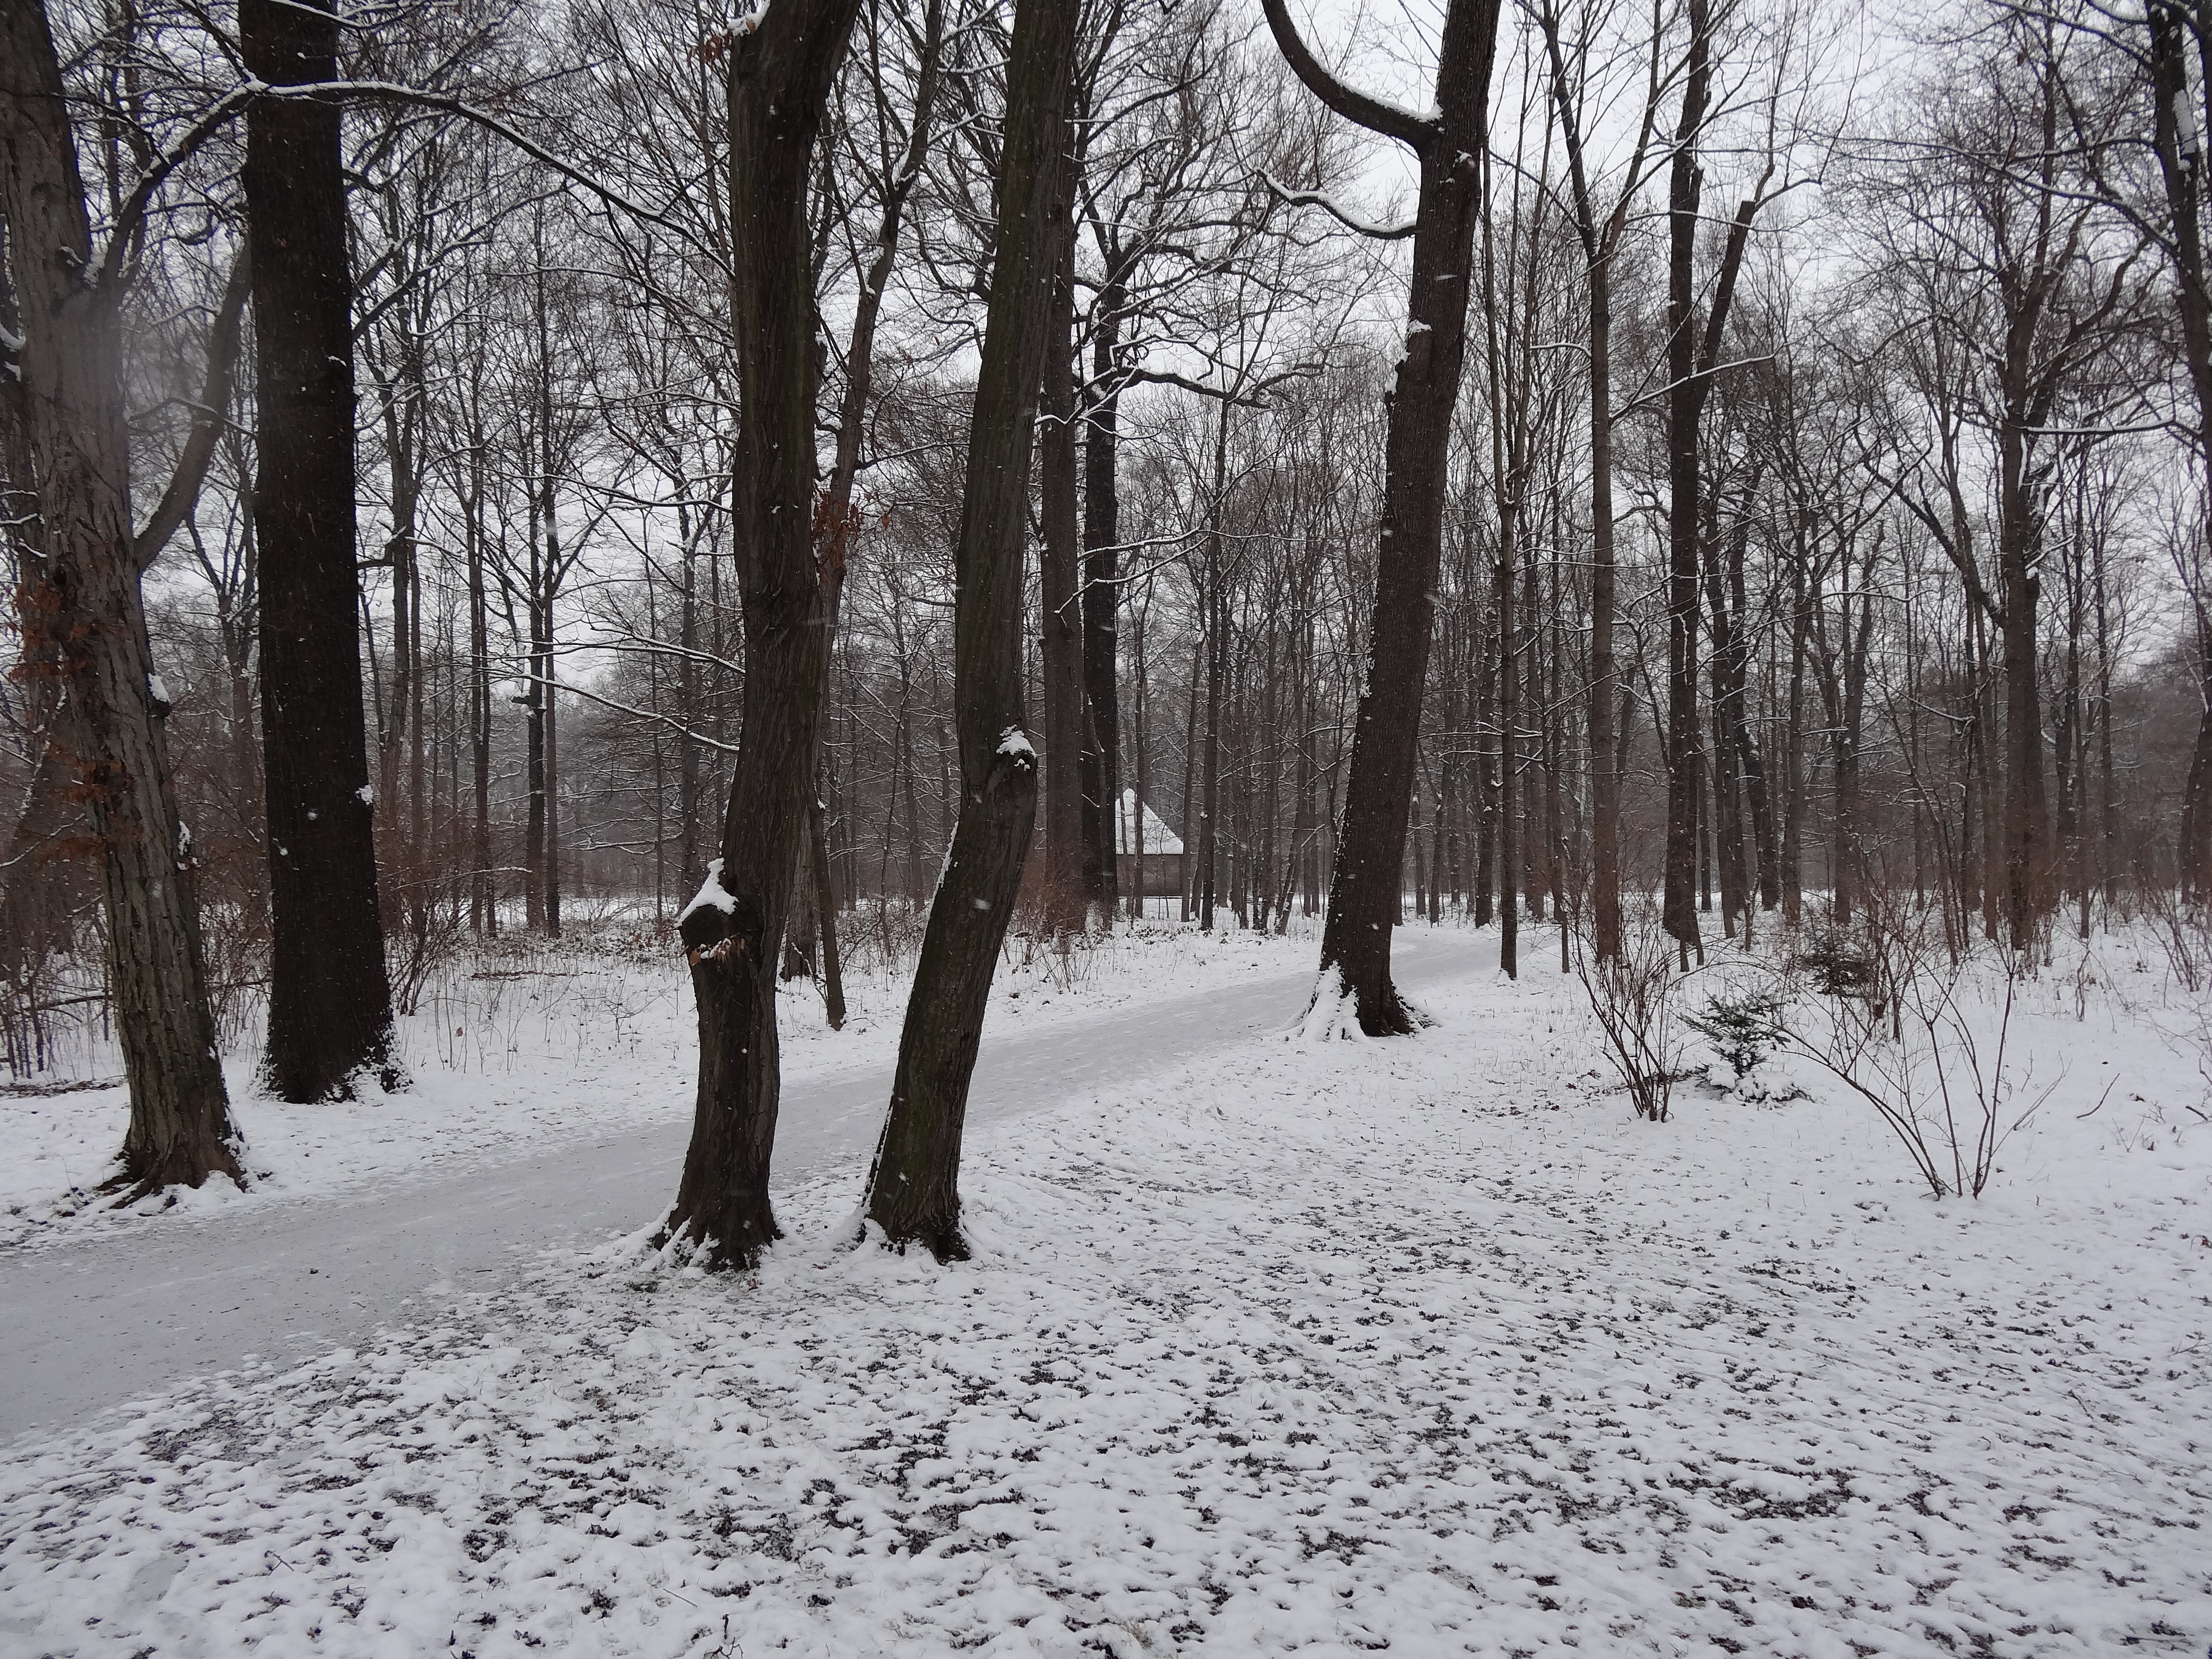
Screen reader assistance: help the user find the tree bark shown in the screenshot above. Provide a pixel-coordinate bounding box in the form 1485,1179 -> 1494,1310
660,0 -> 866,1269
1079,298 -> 1123,914
1,0 -> 239,1191
1264,0 -> 1503,1035
1661,0 -> 1713,960
2148,0 -> 2212,895
1039,210 -> 1085,932
243,0 -> 397,1099
863,0 -> 1077,1258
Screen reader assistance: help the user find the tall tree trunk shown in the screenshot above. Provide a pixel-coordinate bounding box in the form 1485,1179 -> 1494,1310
1265,0 -> 1503,1034
1039,211 -> 1085,932
1,0 -> 239,1190
1199,410 -> 1228,932
1495,495 -> 1518,978
1585,254 -> 1621,958
1078,293 -> 1123,914
1996,416 -> 2046,947
660,0 -> 866,1269
1782,539 -> 1810,926
863,0 -> 1077,1257
244,0 -> 395,1099
1662,0 -> 1713,961
2150,0 -> 2212,896
466,438 -> 494,933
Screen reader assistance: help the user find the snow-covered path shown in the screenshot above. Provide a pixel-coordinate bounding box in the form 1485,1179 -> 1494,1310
0,932 -> 1481,1442
4,938 -> 2206,1658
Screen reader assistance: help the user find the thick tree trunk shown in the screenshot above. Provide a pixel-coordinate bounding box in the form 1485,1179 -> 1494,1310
660,0 -> 866,1269
1,0 -> 239,1191
862,0 -> 1076,1257
1267,0 -> 1503,1034
243,0 -> 396,1100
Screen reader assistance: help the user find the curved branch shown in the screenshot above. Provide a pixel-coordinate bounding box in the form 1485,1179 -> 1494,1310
99,78 -> 689,294
1257,0 -> 1438,151
1261,173 -> 1415,240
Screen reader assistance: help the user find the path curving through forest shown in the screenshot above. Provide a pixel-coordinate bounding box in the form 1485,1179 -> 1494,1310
0,930 -> 1489,1441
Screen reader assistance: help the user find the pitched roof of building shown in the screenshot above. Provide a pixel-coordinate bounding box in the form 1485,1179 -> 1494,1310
1114,789 -> 1183,856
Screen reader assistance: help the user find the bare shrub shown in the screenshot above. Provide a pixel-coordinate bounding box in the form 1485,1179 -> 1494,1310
2142,883 -> 2209,995
389,890 -> 468,1017
1572,901 -> 1682,1122
1789,936 -> 2050,1199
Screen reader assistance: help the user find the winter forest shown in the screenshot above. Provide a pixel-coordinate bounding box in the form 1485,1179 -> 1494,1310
5,0 -> 2212,1650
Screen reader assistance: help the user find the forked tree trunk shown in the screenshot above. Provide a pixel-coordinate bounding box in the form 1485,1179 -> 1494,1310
661,0 -> 867,1269
1,0 -> 239,1192
244,0 -> 397,1099
1265,0 -> 1504,1035
1659,0 -> 1766,961
863,0 -> 1078,1258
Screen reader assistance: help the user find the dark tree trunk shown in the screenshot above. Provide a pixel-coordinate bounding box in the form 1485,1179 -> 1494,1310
863,0 -> 1077,1258
1661,1 -> 1712,960
244,0 -> 396,1100
1,0 -> 240,1191
1659,0 -> 1765,961
1264,0 -> 1504,1035
1200,412 -> 1229,932
1079,297 -> 1123,913
1584,252 -> 1621,957
2149,0 -> 2212,895
1996,433 -> 2046,948
1782,538 -> 1810,926
660,0 -> 866,1270
1039,211 -> 1085,932
1495,494 -> 1518,978
466,435 -> 494,933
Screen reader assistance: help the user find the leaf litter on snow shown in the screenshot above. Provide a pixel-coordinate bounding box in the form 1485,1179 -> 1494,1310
1,943 -> 2208,1657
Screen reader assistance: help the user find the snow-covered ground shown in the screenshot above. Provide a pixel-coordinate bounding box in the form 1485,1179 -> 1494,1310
2,918 -> 1321,1250
2,922 -> 2208,1656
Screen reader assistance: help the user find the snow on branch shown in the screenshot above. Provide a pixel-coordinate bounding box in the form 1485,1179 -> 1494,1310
1261,174 -> 1416,241
1257,0 -> 1441,152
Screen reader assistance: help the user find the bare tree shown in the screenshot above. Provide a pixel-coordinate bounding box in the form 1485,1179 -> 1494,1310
659,0 -> 869,1269
1263,0 -> 1504,1034
863,0 -> 1079,1257
244,0 -> 398,1097
1,0 -> 239,1191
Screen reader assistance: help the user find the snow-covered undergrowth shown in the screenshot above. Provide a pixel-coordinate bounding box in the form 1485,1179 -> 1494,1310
0,918 -> 1319,1249
3,950 -> 2207,1657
